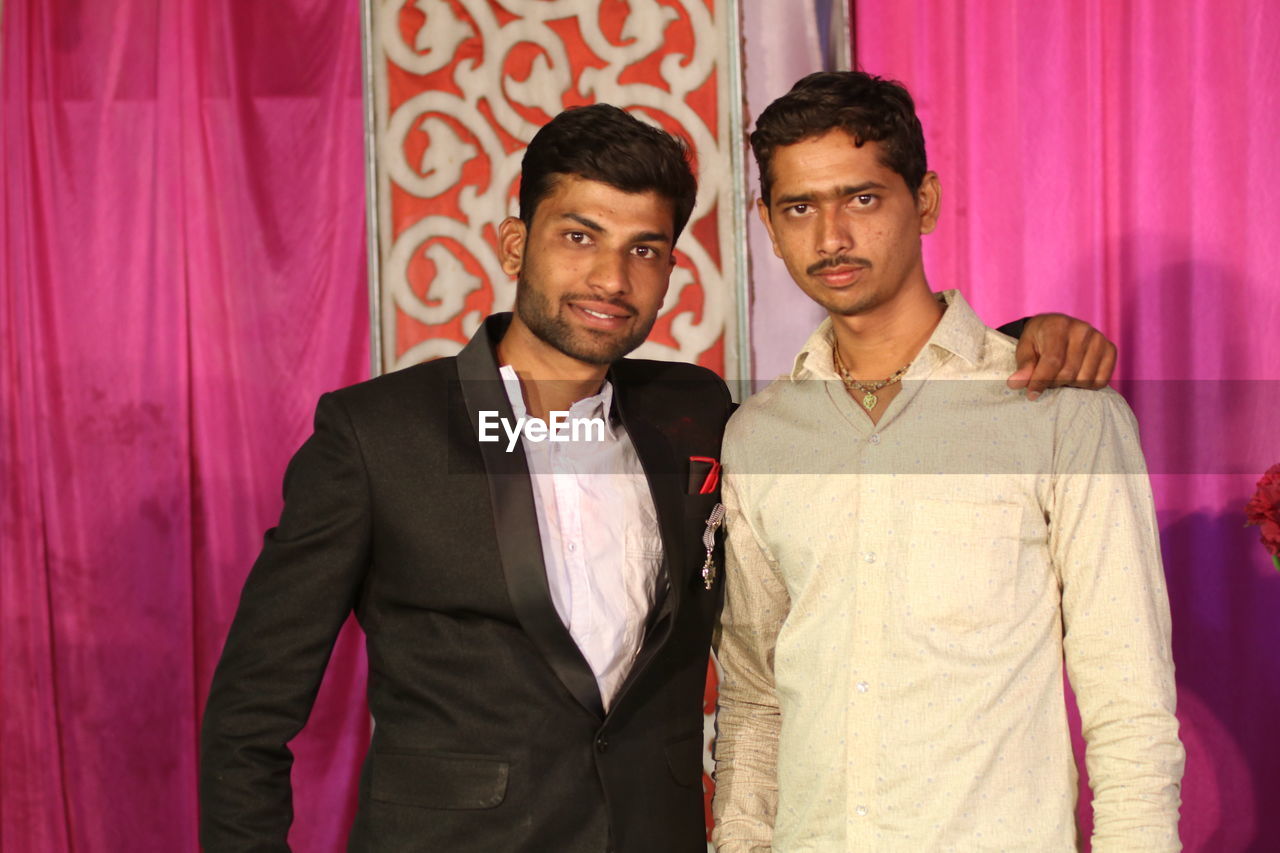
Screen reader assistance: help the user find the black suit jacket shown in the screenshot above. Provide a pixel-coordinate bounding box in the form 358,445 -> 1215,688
200,314 -> 733,852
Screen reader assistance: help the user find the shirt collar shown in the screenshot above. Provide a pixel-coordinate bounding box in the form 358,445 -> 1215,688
497,364 -> 619,440
790,289 -> 986,381
789,318 -> 841,381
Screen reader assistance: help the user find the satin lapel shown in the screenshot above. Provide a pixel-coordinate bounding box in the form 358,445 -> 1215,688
455,314 -> 604,719
608,377 -> 687,711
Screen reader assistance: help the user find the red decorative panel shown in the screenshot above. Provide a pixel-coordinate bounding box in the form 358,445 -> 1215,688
367,0 -> 744,378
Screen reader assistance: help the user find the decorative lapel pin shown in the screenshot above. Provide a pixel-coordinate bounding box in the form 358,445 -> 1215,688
701,502 -> 726,590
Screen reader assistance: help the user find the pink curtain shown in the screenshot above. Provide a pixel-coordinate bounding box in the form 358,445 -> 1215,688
853,0 -> 1280,849
2,1 -> 371,849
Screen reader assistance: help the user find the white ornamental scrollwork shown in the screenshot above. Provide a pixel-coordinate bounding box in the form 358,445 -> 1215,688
371,0 -> 741,374
378,0 -> 473,76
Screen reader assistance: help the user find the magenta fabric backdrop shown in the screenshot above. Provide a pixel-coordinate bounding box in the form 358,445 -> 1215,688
2,1 -> 371,850
853,0 -> 1280,849
6,0 -> 1279,850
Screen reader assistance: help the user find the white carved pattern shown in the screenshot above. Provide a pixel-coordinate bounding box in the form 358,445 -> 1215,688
373,0 -> 736,373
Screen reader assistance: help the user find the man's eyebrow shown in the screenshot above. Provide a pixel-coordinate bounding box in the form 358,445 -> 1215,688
631,230 -> 673,245
562,213 -> 671,246
774,182 -> 889,206
562,212 -> 604,232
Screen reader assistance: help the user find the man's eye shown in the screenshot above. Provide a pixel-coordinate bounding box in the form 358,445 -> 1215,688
567,231 -> 588,243
854,195 -> 876,207
633,245 -> 656,258
787,204 -> 810,215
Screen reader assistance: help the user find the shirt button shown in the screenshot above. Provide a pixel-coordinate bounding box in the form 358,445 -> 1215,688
864,551 -> 876,564
595,735 -> 609,753
868,433 -> 881,445
567,542 -> 577,552
856,681 -> 870,693
855,805 -> 869,817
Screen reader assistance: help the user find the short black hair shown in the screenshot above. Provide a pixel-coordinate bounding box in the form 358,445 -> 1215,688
519,104 -> 698,241
751,71 -> 927,205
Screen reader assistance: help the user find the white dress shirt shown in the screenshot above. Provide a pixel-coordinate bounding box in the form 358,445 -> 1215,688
499,365 -> 665,709
713,291 -> 1183,852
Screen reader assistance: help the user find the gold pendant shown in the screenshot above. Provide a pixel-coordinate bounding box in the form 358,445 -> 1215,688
861,392 -> 878,410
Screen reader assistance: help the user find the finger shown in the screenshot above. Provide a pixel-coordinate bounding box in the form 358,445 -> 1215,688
1053,328 -> 1091,388
1026,352 -> 1064,398
1006,361 -> 1034,390
1008,333 -> 1037,389
1072,335 -> 1106,390
1025,319 -> 1069,396
1095,338 -> 1118,388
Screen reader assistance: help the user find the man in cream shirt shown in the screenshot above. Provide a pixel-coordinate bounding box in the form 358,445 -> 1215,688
711,72 -> 1184,851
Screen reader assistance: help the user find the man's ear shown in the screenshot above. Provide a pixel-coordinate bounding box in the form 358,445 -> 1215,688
756,197 -> 783,259
917,171 -> 941,235
497,217 -> 526,276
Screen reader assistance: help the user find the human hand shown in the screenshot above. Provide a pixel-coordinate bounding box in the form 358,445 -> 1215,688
1006,313 -> 1116,400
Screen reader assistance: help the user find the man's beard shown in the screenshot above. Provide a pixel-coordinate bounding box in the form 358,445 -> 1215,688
819,289 -> 881,317
515,273 -> 655,365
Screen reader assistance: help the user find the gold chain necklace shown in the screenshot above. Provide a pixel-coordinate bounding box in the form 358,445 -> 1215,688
832,342 -> 910,411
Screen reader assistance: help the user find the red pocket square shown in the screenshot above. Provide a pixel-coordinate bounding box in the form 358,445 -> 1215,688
689,456 -> 721,495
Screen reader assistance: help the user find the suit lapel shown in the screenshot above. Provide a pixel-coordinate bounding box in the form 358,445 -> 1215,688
455,314 -> 604,719
607,371 -> 687,712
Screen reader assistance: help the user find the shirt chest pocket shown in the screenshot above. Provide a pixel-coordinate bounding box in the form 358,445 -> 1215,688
624,486 -> 664,561
902,498 -> 1023,631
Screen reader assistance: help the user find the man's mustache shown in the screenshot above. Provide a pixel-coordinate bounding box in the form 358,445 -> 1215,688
806,256 -> 872,276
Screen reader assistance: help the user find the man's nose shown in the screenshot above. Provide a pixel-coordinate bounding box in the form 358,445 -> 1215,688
817,210 -> 854,256
586,249 -> 630,293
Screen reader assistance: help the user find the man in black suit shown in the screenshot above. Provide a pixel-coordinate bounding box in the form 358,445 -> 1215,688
201,104 -> 731,853
200,103 -> 1114,851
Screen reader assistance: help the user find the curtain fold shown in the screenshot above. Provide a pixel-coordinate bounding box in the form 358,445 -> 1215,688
2,1 -> 371,849
852,0 -> 1280,849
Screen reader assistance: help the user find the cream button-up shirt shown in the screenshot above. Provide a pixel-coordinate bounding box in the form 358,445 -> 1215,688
712,291 -> 1183,852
